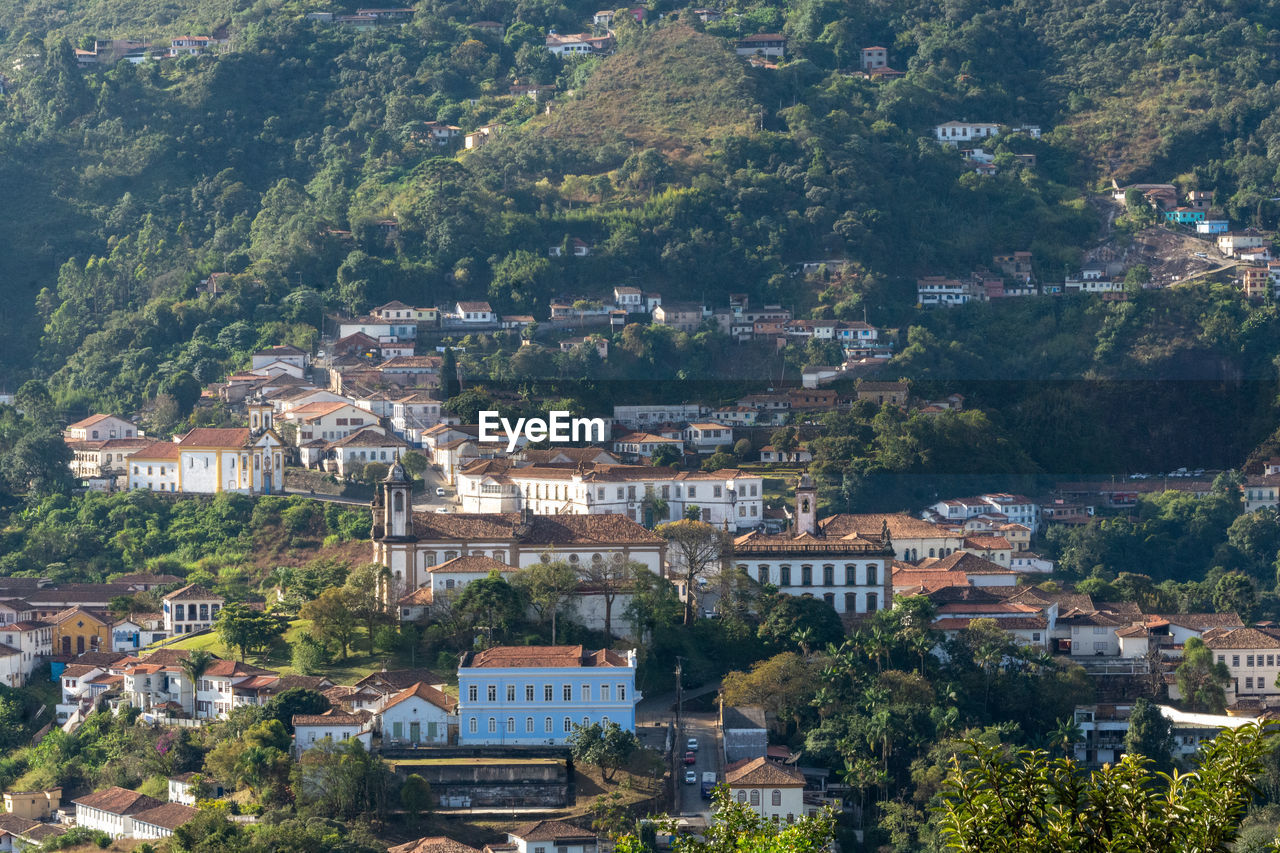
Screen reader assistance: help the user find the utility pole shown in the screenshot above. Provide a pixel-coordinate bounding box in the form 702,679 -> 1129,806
673,655 -> 684,813
675,656 -> 684,736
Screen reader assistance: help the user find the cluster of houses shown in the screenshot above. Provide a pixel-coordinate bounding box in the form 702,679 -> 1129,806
0,573 -> 212,692
305,7 -> 417,28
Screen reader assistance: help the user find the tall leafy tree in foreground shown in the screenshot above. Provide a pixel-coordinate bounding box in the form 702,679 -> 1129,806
939,724 -> 1277,851
1176,636 -> 1231,713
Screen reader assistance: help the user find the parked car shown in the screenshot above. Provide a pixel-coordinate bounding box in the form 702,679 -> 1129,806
435,487 -> 446,497
684,770 -> 697,784
683,751 -> 696,765
687,737 -> 699,752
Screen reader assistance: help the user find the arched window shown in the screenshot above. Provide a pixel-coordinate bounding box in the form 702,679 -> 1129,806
737,791 -> 747,803
526,717 -> 534,732
845,592 -> 856,612
800,565 -> 812,586
822,565 -> 834,585
866,564 -> 878,585
771,790 -> 781,806
928,548 -> 935,557
823,593 -> 835,608
488,717 -> 497,733
564,717 -> 572,732
750,790 -> 760,805
468,718 -> 477,733
867,592 -> 879,611
545,717 -> 553,732
758,565 -> 770,584
507,717 -> 515,732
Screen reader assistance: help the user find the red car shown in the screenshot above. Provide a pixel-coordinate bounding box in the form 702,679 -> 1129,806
683,751 -> 697,765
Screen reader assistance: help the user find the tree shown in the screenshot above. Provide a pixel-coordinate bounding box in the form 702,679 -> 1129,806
938,724 -> 1276,851
264,688 -> 331,733
567,722 -> 640,782
440,347 -> 460,400
214,603 -> 285,661
454,571 -> 524,644
770,427 -> 799,455
301,586 -> 360,660
180,651 -> 215,719
701,451 -> 737,471
616,787 -> 834,853
580,558 -> 644,639
1177,636 -> 1232,713
400,773 -> 432,820
290,634 -> 326,675
512,559 -> 580,644
1124,697 -> 1175,774
721,652 -> 816,726
345,564 -> 392,655
657,520 -> 723,625
650,444 -> 682,467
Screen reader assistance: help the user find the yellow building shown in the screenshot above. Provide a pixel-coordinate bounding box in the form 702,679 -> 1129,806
51,607 -> 111,656
3,788 -> 61,820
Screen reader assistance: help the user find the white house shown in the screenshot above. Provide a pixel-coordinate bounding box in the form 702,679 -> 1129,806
72,788 -> 164,839
130,803 -> 200,840
613,286 -> 644,311
505,821 -> 597,853
682,422 -> 734,454
281,401 -> 377,445
378,681 -> 457,746
612,404 -> 708,429
453,301 -> 495,323
454,461 -> 763,529
1203,626 -> 1280,701
323,427 -> 410,477
724,757 -> 807,822
161,585 -> 224,635
129,421 -> 285,495
457,645 -> 639,745
293,711 -> 374,755
251,345 -> 308,372
934,121 -> 1000,144
64,414 -> 139,443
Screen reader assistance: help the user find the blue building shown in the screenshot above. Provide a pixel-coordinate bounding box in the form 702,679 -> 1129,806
1164,207 -> 1206,224
457,645 -> 639,745
1196,219 -> 1229,234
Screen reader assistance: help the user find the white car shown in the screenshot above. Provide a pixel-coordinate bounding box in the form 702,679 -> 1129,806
684,770 -> 697,785
687,737 -> 699,752
435,487 -> 446,497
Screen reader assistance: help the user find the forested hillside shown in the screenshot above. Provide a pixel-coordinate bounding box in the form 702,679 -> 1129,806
0,0 -> 1278,475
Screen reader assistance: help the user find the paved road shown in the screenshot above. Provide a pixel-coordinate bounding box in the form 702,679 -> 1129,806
412,465 -> 457,513
676,715 -> 722,821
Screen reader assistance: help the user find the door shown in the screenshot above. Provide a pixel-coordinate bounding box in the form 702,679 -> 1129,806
409,722 -> 421,743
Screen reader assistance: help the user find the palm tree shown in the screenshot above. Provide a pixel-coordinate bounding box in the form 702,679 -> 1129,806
1050,717 -> 1083,757
180,650 -> 215,720
793,627 -> 816,658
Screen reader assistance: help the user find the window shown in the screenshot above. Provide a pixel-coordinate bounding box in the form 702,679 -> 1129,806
1270,656 -> 1275,666
468,717 -> 477,733
759,565 -> 770,584
488,685 -> 497,702
488,717 -> 497,733
601,684 -> 610,701
507,685 -> 516,702
800,565 -> 812,586
866,593 -> 878,611
1248,656 -> 1256,667
1234,655 -> 1241,667
618,684 -> 626,700
545,717 -> 553,732
771,790 -> 782,806
507,717 -> 515,732
545,685 -> 553,702
845,565 -> 856,585
582,685 -> 591,701
779,565 -> 791,585
526,684 -> 535,702
563,684 -> 572,701
822,565 -> 834,586
1247,677 -> 1254,689
564,717 -> 572,732
750,790 -> 760,805
688,487 -> 696,498
866,564 -> 878,585
737,791 -> 747,803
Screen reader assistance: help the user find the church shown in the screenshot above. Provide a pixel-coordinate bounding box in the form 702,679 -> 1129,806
371,460 -> 667,607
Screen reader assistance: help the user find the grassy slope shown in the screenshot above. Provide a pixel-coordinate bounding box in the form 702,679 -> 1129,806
163,618 -> 444,685
533,25 -> 759,159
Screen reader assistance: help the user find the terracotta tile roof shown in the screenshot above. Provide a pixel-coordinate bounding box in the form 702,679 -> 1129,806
130,441 -> 182,461
463,645 -> 629,669
934,615 -> 1048,631
271,675 -> 334,692
115,573 -> 183,585
162,583 -> 222,602
203,659 -> 276,677
0,814 -> 39,834
355,668 -> 446,692
67,414 -> 125,430
178,428 -> 253,448
510,820 -> 595,843
411,512 -> 663,546
140,648 -> 194,665
62,664 -> 100,678
73,787 -> 163,815
399,586 -> 434,606
819,513 -> 950,540
1203,626 -> 1280,650
927,552 -> 1016,575
1163,613 -> 1244,630
328,427 -> 408,449
456,301 -> 493,312
963,536 -> 1013,551
132,802 -> 199,830
891,569 -> 972,593
936,602 -> 1042,615
390,837 -> 484,853
293,711 -> 368,727
428,555 -> 511,574
381,681 -> 458,713
724,756 -> 805,786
